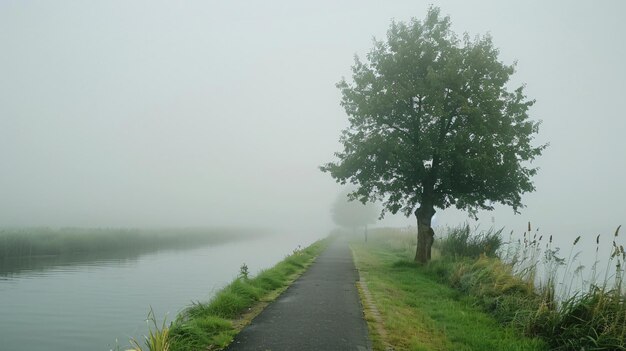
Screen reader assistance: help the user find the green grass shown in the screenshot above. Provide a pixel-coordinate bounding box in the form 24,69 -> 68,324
130,308 -> 172,351
166,238 -> 330,351
351,229 -> 547,351
422,224 -> 625,351
437,225 -> 503,259
498,225 -> 626,350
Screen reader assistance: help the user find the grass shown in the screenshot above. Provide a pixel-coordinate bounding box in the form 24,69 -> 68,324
162,238 -> 330,351
350,229 -> 546,351
129,224 -> 625,350
500,225 -> 626,350
435,224 -> 626,351
130,308 -> 172,351
0,227 -> 258,259
438,225 -> 503,259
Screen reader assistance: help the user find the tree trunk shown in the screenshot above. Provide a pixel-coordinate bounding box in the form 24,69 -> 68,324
414,205 -> 436,264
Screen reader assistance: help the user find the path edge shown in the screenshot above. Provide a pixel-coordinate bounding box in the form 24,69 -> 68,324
350,244 -> 395,351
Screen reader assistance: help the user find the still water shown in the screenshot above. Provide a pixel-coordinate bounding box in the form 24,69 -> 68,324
0,233 -> 319,351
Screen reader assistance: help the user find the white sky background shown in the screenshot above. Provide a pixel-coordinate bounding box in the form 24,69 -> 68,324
1,1 -> 625,242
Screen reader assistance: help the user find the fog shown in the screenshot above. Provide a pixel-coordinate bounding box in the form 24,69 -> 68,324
1,1 -> 624,241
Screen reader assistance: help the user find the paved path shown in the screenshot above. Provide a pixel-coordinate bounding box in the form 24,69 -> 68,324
225,237 -> 371,351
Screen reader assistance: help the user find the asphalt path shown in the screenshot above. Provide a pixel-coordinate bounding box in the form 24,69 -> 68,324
225,237 -> 372,351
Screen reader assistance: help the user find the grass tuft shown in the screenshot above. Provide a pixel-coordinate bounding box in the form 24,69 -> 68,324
438,224 -> 503,259
130,308 -> 172,351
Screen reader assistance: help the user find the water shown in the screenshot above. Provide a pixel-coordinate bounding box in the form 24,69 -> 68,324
0,233 -> 319,351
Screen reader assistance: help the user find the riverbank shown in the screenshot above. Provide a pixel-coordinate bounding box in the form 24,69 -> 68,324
350,230 -> 545,351
351,226 -> 626,351
130,236 -> 331,351
0,227 -> 260,260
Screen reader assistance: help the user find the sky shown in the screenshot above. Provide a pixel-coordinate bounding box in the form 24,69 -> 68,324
1,1 -> 625,243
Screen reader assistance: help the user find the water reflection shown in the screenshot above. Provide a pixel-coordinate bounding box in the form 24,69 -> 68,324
0,252 -> 140,277
0,228 -> 260,277
0,232 -> 320,351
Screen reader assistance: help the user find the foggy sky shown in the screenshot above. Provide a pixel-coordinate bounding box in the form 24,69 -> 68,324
1,1 -> 625,241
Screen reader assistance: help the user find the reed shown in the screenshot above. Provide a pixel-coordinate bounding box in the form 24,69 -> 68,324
436,224 -> 626,350
437,224 -> 503,259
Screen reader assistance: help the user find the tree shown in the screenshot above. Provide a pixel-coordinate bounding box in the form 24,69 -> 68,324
331,190 -> 378,241
321,7 -> 546,263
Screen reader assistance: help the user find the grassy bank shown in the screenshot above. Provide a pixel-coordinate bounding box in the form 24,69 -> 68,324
130,237 -> 330,351
353,226 -> 626,351
438,225 -> 626,350
0,227 -> 258,260
351,230 -> 546,351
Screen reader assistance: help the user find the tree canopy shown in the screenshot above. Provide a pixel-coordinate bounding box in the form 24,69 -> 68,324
321,7 -> 546,263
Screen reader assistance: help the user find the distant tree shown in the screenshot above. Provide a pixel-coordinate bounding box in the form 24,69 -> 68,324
321,7 -> 546,263
331,190 -> 378,241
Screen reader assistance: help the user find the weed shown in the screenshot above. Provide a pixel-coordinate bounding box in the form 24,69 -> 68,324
238,263 -> 249,279
291,244 -> 303,255
129,308 -> 172,351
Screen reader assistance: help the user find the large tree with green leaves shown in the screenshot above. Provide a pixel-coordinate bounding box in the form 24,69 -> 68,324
321,7 -> 546,263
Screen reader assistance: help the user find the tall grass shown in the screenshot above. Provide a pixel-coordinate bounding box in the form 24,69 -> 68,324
435,224 -> 626,350
437,224 -> 503,259
130,308 -> 172,351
